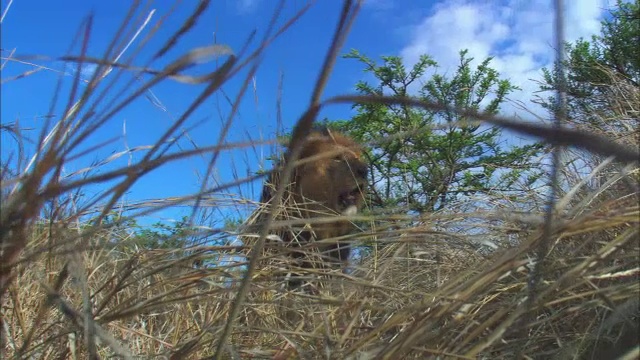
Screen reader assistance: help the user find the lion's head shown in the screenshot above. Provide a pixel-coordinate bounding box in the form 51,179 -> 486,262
292,129 -> 368,217
261,127 -> 368,235
254,127 -> 368,291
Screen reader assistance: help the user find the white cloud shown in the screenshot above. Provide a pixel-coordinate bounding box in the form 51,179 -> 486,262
80,63 -> 99,79
400,0 -> 611,118
237,0 -> 260,14
63,62 -> 99,81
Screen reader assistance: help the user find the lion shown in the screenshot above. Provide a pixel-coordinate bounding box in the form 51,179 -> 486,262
255,126 -> 369,291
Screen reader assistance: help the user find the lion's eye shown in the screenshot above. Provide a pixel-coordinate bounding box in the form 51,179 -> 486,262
333,156 -> 343,162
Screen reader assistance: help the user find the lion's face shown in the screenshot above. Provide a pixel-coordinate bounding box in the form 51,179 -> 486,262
294,131 -> 368,218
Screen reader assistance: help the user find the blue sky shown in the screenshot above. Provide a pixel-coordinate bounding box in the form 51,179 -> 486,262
1,0 -> 611,229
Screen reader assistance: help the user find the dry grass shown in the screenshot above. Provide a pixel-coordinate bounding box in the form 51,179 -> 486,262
1,1 -> 639,359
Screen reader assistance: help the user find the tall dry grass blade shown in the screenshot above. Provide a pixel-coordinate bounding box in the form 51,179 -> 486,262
326,94 -> 640,163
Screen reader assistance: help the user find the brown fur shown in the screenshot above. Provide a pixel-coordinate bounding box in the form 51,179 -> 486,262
259,127 -> 368,289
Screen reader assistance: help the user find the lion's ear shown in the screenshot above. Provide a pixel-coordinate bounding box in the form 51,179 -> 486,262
311,124 -> 331,136
260,179 -> 275,204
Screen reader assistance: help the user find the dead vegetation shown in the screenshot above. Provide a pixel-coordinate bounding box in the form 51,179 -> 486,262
1,1 -> 638,359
